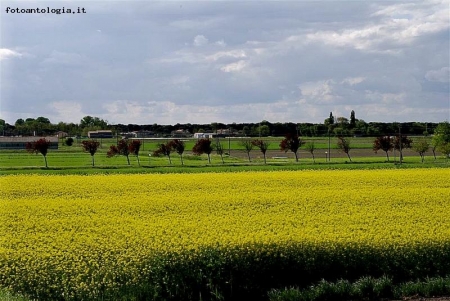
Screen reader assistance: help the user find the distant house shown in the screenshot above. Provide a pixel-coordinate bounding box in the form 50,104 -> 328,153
193,132 -> 216,139
88,130 -> 113,139
0,136 -> 59,150
171,129 -> 191,138
134,131 -> 155,138
55,131 -> 68,139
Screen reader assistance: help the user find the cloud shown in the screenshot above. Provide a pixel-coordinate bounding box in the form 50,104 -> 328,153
305,1 -> 449,54
341,77 -> 366,86
220,60 -> 247,73
1,1 -> 448,124
48,101 -> 84,123
193,35 -> 209,47
0,48 -> 22,60
425,67 -> 450,83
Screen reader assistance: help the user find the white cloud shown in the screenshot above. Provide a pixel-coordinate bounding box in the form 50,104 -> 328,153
0,48 -> 22,60
214,39 -> 226,47
299,80 -> 341,103
206,50 -> 246,61
306,1 -> 449,54
220,60 -> 247,73
425,67 -> 450,83
193,35 -> 208,47
341,77 -> 366,86
48,101 -> 84,123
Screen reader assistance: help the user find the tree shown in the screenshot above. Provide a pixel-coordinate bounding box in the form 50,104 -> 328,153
337,136 -> 352,162
168,139 -> 185,165
432,121 -> 450,153
239,140 -> 254,162
107,139 -> 131,165
324,112 -> 335,126
257,124 -> 270,137
192,138 -> 214,163
36,116 -> 51,124
65,137 -> 74,146
372,136 -> 393,161
252,139 -> 270,164
129,140 -> 142,166
304,142 -> 316,163
81,140 -> 101,167
279,134 -> 304,162
349,110 -> 356,129
153,142 -> 173,164
26,138 -> 52,168
412,138 -> 429,163
439,143 -> 450,162
393,135 -> 412,162
80,116 -> 108,129
242,126 -> 251,137
215,140 -> 225,164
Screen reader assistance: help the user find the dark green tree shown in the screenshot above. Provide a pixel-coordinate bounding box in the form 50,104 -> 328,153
350,110 -> 356,128
65,137 -> 74,146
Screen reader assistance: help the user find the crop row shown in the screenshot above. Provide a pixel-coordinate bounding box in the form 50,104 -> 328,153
1,169 -> 449,300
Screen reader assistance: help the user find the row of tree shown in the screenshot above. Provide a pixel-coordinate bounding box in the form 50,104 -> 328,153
25,122 -> 450,168
0,112 -> 443,138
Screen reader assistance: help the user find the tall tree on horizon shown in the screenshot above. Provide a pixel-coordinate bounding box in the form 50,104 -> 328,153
350,110 -> 356,129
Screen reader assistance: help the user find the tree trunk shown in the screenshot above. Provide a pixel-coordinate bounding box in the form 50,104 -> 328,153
168,154 -> 172,165
346,152 -> 352,162
247,152 -> 251,162
385,151 -> 390,161
311,152 -> 315,163
180,154 -> 184,166
294,152 -> 299,162
136,155 -> 140,166
43,155 -> 48,168
220,154 -> 224,164
207,154 -> 211,163
91,155 -> 95,167
263,153 -> 267,164
126,155 -> 130,165
432,148 -> 436,160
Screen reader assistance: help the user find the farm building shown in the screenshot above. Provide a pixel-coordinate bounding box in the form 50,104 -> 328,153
0,136 -> 59,150
87,130 -> 113,138
193,132 -> 216,139
171,129 -> 191,138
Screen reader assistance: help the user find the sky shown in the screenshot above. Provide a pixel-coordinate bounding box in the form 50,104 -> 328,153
1,0 -> 449,125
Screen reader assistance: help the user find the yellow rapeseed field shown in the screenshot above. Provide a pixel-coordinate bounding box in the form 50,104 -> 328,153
0,168 -> 449,299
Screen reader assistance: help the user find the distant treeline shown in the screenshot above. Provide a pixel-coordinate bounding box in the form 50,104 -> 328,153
0,114 -> 440,138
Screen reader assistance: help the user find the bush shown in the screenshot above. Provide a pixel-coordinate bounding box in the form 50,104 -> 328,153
65,137 -> 74,146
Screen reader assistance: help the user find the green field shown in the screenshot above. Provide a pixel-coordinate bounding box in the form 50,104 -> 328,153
0,136 -> 446,175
